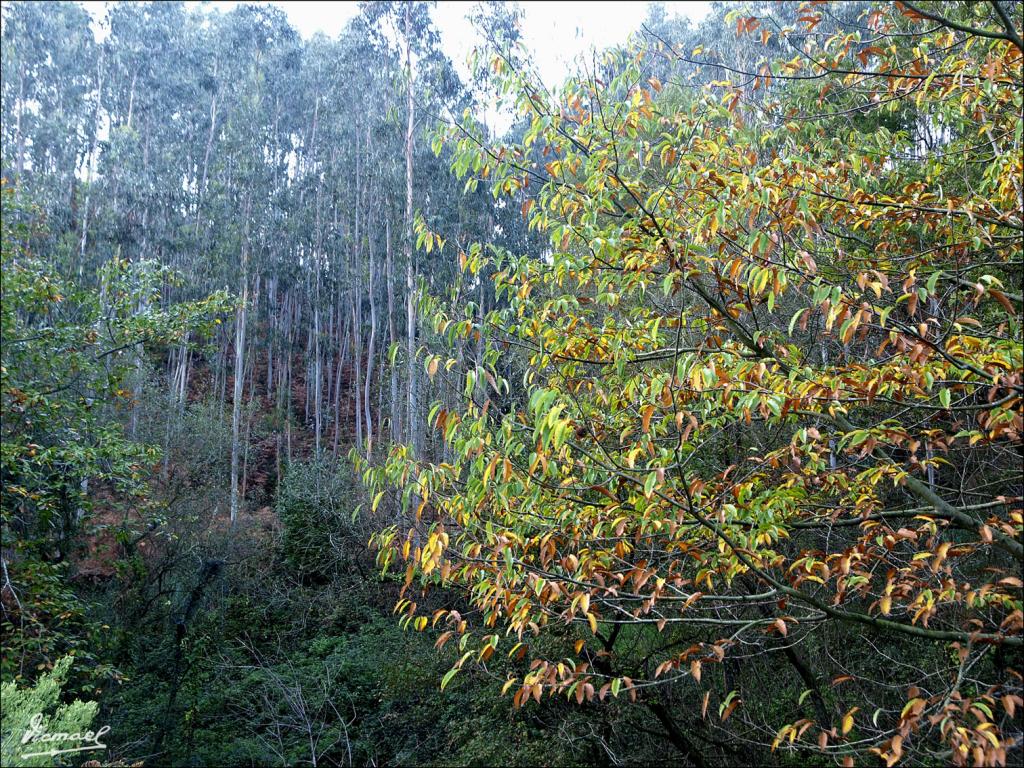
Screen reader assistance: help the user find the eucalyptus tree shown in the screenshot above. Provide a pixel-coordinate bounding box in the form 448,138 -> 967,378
0,2 -> 97,245
2,0 -> 537,548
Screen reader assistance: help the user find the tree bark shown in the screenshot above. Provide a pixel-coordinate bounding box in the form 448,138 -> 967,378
364,222 -> 377,458
230,197 -> 252,528
404,4 -> 418,456
195,60 -> 219,236
385,215 -> 399,441
645,701 -> 707,768
78,46 -> 105,271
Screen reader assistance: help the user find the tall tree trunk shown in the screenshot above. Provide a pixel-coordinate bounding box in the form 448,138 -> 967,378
195,61 -> 219,236
386,216 -> 399,441
78,46 -> 105,271
128,128 -> 153,441
217,326 -> 229,418
125,71 -> 137,130
364,250 -> 377,457
351,130 -> 364,450
351,299 -> 362,448
241,354 -> 254,504
266,276 -> 276,406
376,339 -> 385,447
14,66 -> 26,179
285,300 -> 293,466
404,3 -> 418,456
230,197 -> 252,528
314,293 -> 323,458
332,307 -> 349,457
311,109 -> 325,457
304,321 -> 312,427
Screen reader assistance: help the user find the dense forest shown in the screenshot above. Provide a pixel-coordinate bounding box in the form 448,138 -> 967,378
0,1 -> 1021,766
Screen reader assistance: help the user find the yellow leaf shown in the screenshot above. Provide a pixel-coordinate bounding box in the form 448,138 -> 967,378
842,707 -> 859,735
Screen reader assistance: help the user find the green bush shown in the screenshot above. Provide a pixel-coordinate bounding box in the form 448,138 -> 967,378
0,656 -> 102,768
276,459 -> 358,580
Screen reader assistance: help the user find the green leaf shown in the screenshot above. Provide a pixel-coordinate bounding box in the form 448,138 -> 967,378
441,667 -> 459,691
788,308 -> 806,336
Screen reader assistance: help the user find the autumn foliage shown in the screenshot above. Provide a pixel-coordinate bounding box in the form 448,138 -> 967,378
362,2 -> 1023,765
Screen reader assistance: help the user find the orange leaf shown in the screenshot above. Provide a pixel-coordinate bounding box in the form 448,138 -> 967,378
641,404 -> 655,433
990,289 -> 1015,313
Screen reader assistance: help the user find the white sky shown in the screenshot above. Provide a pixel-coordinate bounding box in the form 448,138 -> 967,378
77,1 -> 712,87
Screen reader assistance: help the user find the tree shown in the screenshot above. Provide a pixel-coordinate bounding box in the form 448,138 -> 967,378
1,182 -> 230,677
363,2 -> 1023,765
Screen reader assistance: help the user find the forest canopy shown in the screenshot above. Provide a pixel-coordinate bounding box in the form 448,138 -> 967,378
1,1 -> 1022,767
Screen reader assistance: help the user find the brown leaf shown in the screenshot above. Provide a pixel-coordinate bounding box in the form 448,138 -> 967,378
641,404 -> 655,433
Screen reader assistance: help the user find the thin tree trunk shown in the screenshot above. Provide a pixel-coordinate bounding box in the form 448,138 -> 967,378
14,67 -> 26,179
364,230 -> 377,458
125,71 -> 137,130
230,197 -> 252,527
376,339 -> 385,447
332,307 -> 349,457
404,4 -> 418,456
195,62 -> 219,236
351,128 -> 364,449
78,46 -> 105,271
217,327 -> 229,418
275,432 -> 282,498
351,294 -> 363,448
162,348 -> 177,483
266,276 -> 276,405
230,274 -> 249,526
304,317 -> 312,427
386,215 -> 399,441
362,125 -> 377,455
314,299 -> 322,458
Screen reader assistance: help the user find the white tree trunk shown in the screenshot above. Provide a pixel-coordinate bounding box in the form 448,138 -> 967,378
364,238 -> 377,457
386,217 -> 399,441
230,196 -> 252,528
230,273 -> 248,528
404,4 -> 418,456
